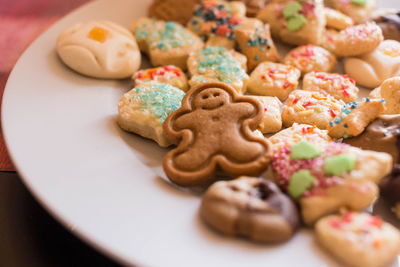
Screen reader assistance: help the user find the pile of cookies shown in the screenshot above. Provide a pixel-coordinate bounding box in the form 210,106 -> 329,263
55,0 -> 400,265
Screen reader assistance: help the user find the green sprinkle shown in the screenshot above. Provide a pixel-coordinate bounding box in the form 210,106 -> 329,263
287,15 -> 307,32
324,154 -> 356,177
254,55 -> 260,61
351,0 -> 367,5
290,141 -> 320,160
288,170 -> 315,199
283,2 -> 303,19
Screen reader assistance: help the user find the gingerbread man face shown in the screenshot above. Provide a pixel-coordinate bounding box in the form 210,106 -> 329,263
193,88 -> 230,110
163,82 -> 272,187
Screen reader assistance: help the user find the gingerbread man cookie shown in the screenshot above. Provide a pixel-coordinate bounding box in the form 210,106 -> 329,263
344,40 -> 400,89
257,0 -> 326,46
316,212 -> 400,267
163,82 -> 272,187
200,177 -> 300,243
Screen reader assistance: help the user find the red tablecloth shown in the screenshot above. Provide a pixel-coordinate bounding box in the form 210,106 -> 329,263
0,0 -> 91,171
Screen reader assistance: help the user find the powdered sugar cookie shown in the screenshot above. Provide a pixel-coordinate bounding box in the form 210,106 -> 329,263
283,45 -> 336,75
133,65 -> 188,91
247,62 -> 301,101
328,98 -> 386,139
132,18 -> 204,70
282,90 -> 345,130
325,0 -> 376,23
303,71 -> 359,103
117,81 -> 185,147
272,141 -> 392,225
257,0 -> 326,45
57,21 -> 141,79
344,40 -> 400,88
316,212 -> 400,267
187,46 -> 249,93
251,96 -> 282,134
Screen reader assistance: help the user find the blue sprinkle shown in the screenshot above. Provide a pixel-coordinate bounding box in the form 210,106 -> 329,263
381,99 -> 386,104
334,117 -> 342,124
191,19 -> 198,25
329,121 -> 334,127
344,123 -> 348,128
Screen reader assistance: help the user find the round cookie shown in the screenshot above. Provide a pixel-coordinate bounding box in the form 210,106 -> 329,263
57,21 -> 141,79
316,212 -> 400,267
371,8 -> 400,42
325,0 -> 376,24
283,45 -> 336,76
200,177 -> 299,242
344,40 -> 400,89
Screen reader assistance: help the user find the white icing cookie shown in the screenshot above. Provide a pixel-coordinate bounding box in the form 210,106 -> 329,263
57,21 -> 141,79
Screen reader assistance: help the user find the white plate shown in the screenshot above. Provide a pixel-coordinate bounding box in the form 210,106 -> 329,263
2,0 -> 399,266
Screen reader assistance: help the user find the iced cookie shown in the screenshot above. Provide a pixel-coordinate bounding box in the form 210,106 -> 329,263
272,141 -> 392,225
56,21 -> 141,79
371,8 -> 400,42
117,81 -> 185,147
132,65 -> 188,92
187,46 -> 249,93
282,90 -> 345,130
234,24 -> 280,71
325,0 -> 376,23
148,0 -> 199,25
303,72 -> 359,103
269,124 -> 332,153
247,62 -> 301,101
163,82 -> 272,187
251,96 -> 282,134
283,45 -> 336,75
316,212 -> 400,267
200,177 -> 299,242
344,115 -> 400,164
187,0 -> 246,49
131,18 -> 204,70
324,8 -> 354,30
344,40 -> 400,89
328,98 -> 386,139
257,0 -> 326,45
322,22 -> 383,58
380,77 -> 400,115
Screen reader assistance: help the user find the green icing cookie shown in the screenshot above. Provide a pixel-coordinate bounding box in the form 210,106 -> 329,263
288,170 -> 315,199
324,154 -> 356,177
283,2 -> 303,19
351,0 -> 367,6
287,15 -> 307,32
290,141 -> 320,160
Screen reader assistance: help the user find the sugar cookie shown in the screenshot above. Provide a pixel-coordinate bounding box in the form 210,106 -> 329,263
325,0 -> 376,23
324,8 -> 354,30
251,96 -> 282,134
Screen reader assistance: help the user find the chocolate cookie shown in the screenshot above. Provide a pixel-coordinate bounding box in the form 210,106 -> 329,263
200,177 -> 299,242
163,82 -> 272,187
148,0 -> 199,25
372,8 -> 400,42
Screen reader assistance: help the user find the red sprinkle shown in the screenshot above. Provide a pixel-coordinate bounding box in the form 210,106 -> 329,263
229,16 -> 242,25
302,101 -> 313,108
216,10 -> 228,19
343,89 -> 350,97
137,72 -> 143,78
329,109 -> 337,117
369,216 -> 383,228
261,75 -> 266,80
343,212 -> 353,223
264,107 -> 268,112
293,97 -> 300,104
216,24 -> 230,37
330,219 -> 342,229
283,81 -> 291,89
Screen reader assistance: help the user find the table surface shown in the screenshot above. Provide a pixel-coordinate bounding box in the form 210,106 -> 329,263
0,0 -> 121,265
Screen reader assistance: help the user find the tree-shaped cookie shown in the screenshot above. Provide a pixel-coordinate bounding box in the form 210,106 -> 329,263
163,82 -> 272,186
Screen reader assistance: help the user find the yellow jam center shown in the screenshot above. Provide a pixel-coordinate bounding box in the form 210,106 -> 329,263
382,47 -> 400,58
88,27 -> 109,43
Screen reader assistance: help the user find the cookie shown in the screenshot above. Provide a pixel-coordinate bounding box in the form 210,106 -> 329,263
325,0 -> 376,24
131,18 -> 204,70
282,90 -> 345,130
269,124 -> 332,153
272,141 -> 392,225
132,65 -> 188,92
371,8 -> 400,42
247,62 -> 300,102
328,98 -> 386,139
316,212 -> 400,267
187,46 -> 249,93
322,22 -> 383,58
344,40 -> 400,89
380,77 -> 400,115
148,0 -> 199,25
324,8 -> 354,30
228,0 -> 270,17
117,82 -> 185,147
257,0 -> 326,46
162,82 -> 272,186
200,177 -> 299,242
302,71 -> 359,103
234,24 -> 280,71
56,21 -> 141,79
283,45 -> 336,76
251,96 -> 282,134
344,115 -> 400,165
